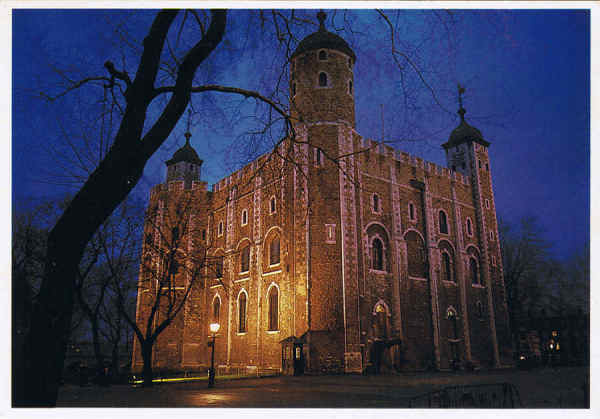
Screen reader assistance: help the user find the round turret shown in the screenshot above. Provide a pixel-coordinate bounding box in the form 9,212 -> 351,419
290,11 -> 356,127
166,132 -> 203,188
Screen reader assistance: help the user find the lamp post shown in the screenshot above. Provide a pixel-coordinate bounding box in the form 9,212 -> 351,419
208,322 -> 220,388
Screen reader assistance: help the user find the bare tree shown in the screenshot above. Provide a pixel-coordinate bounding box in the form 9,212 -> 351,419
18,9 -> 477,405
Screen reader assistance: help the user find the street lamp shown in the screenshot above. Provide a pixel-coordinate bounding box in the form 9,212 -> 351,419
208,322 -> 220,388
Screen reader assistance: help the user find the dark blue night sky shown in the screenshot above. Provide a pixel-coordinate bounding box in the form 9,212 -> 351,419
11,8 -> 590,260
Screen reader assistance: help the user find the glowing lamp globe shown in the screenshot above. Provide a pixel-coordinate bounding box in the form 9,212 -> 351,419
210,322 -> 220,334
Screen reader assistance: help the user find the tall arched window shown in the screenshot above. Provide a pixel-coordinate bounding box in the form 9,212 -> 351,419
238,292 -> 247,333
470,258 -> 479,285
372,238 -> 384,271
406,231 -> 427,278
318,72 -> 328,87
269,236 -> 280,266
213,297 -> 220,323
466,218 -> 472,236
441,252 -> 453,282
240,245 -> 250,273
318,50 -> 327,60
439,210 -> 448,234
268,286 -> 279,331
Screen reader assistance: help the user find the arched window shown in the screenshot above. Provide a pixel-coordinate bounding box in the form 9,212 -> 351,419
406,231 -> 427,278
213,297 -> 220,323
215,255 -> 223,278
476,301 -> 484,319
470,257 -> 479,285
441,252 -> 453,282
372,238 -> 384,271
439,210 -> 448,234
270,197 -> 276,214
372,194 -> 379,213
269,236 -> 280,266
318,72 -> 328,87
318,50 -> 327,60
466,218 -> 472,236
238,292 -> 247,333
409,203 -> 416,221
240,245 -> 250,273
241,209 -> 248,226
268,286 -> 279,331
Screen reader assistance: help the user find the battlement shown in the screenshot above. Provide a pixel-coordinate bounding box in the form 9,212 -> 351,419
358,137 -> 471,186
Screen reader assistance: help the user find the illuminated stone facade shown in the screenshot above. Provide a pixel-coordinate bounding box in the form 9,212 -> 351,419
132,15 -> 512,375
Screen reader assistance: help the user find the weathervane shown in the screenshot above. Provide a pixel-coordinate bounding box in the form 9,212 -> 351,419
457,83 -> 466,121
317,10 -> 326,31
184,108 -> 192,144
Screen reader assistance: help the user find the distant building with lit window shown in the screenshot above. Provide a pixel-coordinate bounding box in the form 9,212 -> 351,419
132,11 -> 511,376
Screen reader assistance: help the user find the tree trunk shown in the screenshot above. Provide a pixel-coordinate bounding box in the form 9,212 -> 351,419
141,342 -> 154,387
91,320 -> 104,373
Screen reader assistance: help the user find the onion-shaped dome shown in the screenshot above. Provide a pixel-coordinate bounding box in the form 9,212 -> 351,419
291,11 -> 356,61
166,133 -> 203,166
443,107 -> 490,149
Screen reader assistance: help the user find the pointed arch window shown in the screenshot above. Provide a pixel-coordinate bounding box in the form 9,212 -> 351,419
466,218 -> 473,236
238,292 -> 247,333
240,245 -> 250,273
318,72 -> 328,87
470,257 -> 480,285
268,286 -> 279,331
441,251 -> 453,282
269,236 -> 280,266
371,238 -> 384,271
439,210 -> 448,234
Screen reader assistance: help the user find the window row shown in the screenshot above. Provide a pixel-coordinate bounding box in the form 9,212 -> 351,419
211,237 -> 280,278
291,75 -> 353,95
215,198 -> 278,237
212,285 -> 279,333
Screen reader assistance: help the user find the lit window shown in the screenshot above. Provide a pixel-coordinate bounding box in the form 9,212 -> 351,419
318,50 -> 327,60
238,292 -> 247,333
268,286 -> 279,331
318,72 -> 328,87
439,210 -> 448,234
372,238 -> 384,271
269,237 -> 280,266
325,224 -> 336,244
240,246 -> 250,273
447,308 -> 458,339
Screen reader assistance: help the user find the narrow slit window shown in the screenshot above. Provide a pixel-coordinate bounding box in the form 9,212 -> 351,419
318,72 -> 328,87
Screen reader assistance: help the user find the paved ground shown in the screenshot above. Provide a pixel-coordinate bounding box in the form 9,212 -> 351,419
56,366 -> 588,408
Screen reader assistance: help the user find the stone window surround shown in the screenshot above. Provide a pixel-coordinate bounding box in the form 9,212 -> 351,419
266,282 -> 280,332
408,201 -> 417,223
316,71 -> 331,89
241,208 -> 248,226
318,49 -> 328,61
269,196 -> 277,215
438,208 -> 450,235
237,288 -> 248,335
440,249 -> 455,284
368,233 -> 388,273
371,193 -> 382,214
465,217 -> 473,237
